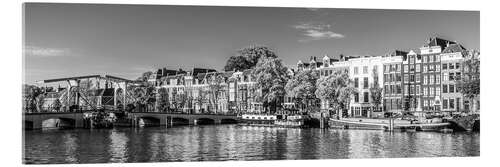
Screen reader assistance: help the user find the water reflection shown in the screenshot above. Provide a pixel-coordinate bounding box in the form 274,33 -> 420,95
24,125 -> 480,164
108,129 -> 129,163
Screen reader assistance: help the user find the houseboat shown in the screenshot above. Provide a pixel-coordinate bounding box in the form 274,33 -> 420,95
239,114 -> 308,128
274,114 -> 308,128
239,114 -> 277,126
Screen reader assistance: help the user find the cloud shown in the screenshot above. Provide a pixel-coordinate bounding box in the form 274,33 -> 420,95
24,46 -> 72,57
292,22 -> 344,42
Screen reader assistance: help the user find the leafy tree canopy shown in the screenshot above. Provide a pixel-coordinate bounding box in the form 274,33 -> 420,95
315,70 -> 356,112
285,69 -> 319,100
224,45 -> 278,72
252,57 -> 289,110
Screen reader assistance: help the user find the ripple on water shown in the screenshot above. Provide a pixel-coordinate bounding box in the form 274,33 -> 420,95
23,125 -> 480,164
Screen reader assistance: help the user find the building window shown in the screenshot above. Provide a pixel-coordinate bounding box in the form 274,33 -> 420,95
390,85 -> 394,94
396,85 -> 402,94
436,87 -> 441,96
423,56 -> 427,63
449,73 -> 455,80
430,87 -> 435,96
436,64 -> 441,72
449,84 -> 455,93
410,85 -> 415,94
435,74 -> 440,84
456,63 -> 460,69
363,66 -> 368,74
423,65 -> 428,72
423,75 -> 428,85
464,100 -> 470,110
404,85 -> 409,94
456,72 -> 461,80
404,65 -> 409,72
443,84 -> 448,93
443,99 -> 448,109
429,75 -> 434,84
354,67 -> 359,74
416,74 -> 421,82
354,78 -> 359,88
449,63 -> 455,69
410,74 -> 415,82
423,87 -> 428,96
364,92 -> 369,103
354,93 -> 359,103
384,85 -> 389,94
384,65 -> 389,73
424,100 -> 428,107
443,73 -> 448,82
409,56 -> 415,64
449,99 -> 455,109
363,77 -> 369,89
404,74 -> 409,83
396,73 -> 402,82
443,63 -> 448,70
429,64 -> 435,71
396,64 -> 401,72
416,85 -> 420,95
416,64 -> 421,72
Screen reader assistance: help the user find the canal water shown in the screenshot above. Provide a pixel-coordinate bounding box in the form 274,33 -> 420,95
23,125 -> 480,164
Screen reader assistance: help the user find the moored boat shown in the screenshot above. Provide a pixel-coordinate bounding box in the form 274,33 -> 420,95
239,114 -> 276,125
274,114 -> 308,128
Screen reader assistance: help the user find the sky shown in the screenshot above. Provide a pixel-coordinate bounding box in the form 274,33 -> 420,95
23,3 -> 479,84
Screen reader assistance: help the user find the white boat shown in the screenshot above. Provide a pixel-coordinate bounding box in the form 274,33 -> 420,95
239,114 -> 277,125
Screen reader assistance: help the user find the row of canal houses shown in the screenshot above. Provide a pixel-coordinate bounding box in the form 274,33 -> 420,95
297,37 -> 479,118
147,37 -> 479,118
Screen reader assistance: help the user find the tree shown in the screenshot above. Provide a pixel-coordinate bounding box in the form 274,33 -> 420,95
224,45 -> 278,72
23,84 -> 43,113
53,99 -> 62,112
128,84 -> 156,112
224,56 -> 251,72
285,69 -> 320,113
457,50 -> 480,113
175,92 -> 188,113
35,93 -> 46,112
315,70 -> 356,118
194,88 -> 207,113
156,87 -> 169,112
369,68 -> 383,113
208,74 -> 225,113
137,71 -> 153,82
252,57 -> 289,114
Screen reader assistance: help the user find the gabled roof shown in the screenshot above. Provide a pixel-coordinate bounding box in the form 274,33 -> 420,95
423,37 -> 456,49
192,68 -> 217,76
442,43 -> 467,53
385,50 -> 408,57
